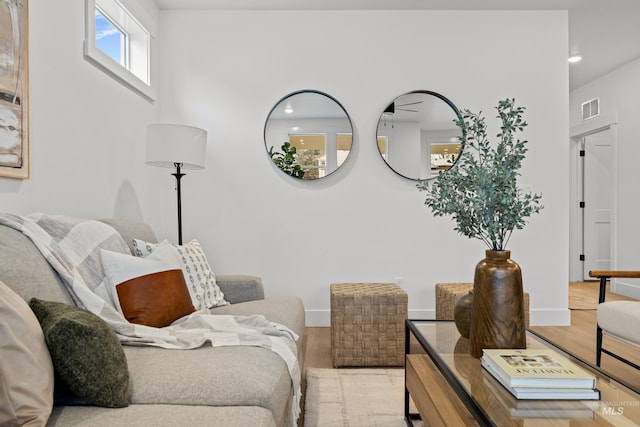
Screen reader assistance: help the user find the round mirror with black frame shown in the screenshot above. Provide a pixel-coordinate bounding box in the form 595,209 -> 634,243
376,90 -> 464,181
264,90 -> 353,180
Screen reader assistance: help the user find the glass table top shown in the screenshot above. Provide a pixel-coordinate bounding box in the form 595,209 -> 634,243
407,320 -> 640,426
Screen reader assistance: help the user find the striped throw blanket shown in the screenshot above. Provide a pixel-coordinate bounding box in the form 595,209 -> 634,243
0,213 -> 301,424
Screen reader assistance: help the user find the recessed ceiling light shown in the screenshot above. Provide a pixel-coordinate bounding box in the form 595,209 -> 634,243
284,107 -> 293,114
568,56 -> 582,63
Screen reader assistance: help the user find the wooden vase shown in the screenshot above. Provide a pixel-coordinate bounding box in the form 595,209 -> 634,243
469,250 -> 526,358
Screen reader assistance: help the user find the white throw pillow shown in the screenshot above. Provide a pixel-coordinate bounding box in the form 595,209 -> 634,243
100,241 -> 196,327
132,238 -> 228,309
101,240 -> 183,313
0,281 -> 54,427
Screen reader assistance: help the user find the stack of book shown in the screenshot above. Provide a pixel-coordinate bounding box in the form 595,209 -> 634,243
486,375 -> 596,419
481,348 -> 600,400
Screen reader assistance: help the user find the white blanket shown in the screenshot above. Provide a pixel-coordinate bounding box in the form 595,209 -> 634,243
0,213 -> 301,424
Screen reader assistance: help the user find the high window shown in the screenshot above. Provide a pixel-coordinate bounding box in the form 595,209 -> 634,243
95,9 -> 126,67
84,0 -> 154,100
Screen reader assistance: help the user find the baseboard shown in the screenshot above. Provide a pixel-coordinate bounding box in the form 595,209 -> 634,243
611,280 -> 640,299
305,309 -> 434,327
305,308 -> 569,327
305,310 -> 330,327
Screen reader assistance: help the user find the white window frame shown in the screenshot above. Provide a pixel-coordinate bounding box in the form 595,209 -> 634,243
84,0 -> 155,101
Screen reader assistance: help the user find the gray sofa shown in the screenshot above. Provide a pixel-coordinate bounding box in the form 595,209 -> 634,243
0,218 -> 305,427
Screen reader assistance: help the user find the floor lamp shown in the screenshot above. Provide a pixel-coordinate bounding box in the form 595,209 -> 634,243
145,123 -> 207,245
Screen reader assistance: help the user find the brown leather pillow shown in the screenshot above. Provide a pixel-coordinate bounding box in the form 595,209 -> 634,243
116,269 -> 195,327
101,241 -> 195,328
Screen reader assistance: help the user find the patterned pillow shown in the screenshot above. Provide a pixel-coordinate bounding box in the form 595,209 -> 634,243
132,238 -> 228,309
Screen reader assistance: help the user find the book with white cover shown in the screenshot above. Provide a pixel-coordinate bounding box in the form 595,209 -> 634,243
482,348 -> 597,389
482,359 -> 600,400
484,369 -> 597,416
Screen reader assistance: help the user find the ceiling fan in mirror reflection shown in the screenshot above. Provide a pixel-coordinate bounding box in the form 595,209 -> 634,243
376,90 -> 464,181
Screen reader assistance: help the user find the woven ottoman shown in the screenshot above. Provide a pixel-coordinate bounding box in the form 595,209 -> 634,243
330,283 -> 408,367
435,282 -> 530,327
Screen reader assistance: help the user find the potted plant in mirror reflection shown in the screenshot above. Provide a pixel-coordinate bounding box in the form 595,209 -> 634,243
417,98 -> 543,358
268,142 -> 304,178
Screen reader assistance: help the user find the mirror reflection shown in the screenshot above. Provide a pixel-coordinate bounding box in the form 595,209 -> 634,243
376,90 -> 463,180
264,90 -> 353,180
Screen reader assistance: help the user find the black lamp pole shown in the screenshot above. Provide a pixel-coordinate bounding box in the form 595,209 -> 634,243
172,162 -> 185,245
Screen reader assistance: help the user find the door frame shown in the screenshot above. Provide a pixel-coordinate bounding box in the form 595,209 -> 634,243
569,113 -> 619,282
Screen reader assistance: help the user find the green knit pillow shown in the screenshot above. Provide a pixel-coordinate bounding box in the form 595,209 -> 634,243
29,298 -> 129,408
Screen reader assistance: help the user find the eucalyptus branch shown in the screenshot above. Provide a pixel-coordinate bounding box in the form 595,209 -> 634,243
419,98 -> 543,251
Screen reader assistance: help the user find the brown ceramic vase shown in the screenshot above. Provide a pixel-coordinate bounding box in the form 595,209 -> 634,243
469,250 -> 526,358
453,291 -> 473,338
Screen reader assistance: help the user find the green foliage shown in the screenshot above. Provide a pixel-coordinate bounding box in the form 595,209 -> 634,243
268,142 -> 305,178
417,98 -> 543,251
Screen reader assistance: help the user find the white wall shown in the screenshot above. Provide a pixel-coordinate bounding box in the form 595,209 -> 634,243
0,0 -> 160,222
379,121 -> 422,179
570,57 -> 640,297
157,10 -> 570,326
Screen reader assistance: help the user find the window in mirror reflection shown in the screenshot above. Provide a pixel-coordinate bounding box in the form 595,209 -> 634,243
377,136 -> 388,160
337,134 -> 352,167
286,133 -> 353,179
430,140 -> 462,173
288,134 -> 326,179
264,90 -> 353,180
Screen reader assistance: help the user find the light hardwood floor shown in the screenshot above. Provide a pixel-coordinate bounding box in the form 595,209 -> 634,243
302,282 -> 640,391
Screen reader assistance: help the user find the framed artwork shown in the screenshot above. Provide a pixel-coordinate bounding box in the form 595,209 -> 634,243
0,0 -> 29,179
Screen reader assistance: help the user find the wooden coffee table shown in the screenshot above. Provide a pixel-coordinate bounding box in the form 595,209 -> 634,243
405,320 -> 640,426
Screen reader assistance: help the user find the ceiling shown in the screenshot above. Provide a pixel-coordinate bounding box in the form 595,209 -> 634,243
268,91 -> 348,120
155,0 -> 640,91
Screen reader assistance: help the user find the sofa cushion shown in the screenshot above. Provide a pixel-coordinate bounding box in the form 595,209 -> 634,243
124,345 -> 292,425
212,296 -> 307,372
211,296 -> 305,340
122,296 -> 305,427
28,298 -> 130,408
0,281 -> 54,427
0,225 -> 73,304
101,241 -> 195,327
132,238 -> 228,309
49,404 -> 277,427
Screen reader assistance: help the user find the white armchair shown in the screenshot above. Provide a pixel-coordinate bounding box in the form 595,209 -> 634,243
589,270 -> 640,370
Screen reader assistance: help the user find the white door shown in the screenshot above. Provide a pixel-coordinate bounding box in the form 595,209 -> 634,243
582,129 -> 613,279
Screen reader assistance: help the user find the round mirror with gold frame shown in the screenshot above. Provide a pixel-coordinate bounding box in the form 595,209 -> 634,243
264,90 -> 353,180
376,90 -> 464,181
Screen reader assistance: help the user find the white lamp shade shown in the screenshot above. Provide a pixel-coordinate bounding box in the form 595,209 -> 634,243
145,124 -> 207,170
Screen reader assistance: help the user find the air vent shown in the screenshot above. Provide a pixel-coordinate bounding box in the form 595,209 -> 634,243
582,98 -> 600,120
